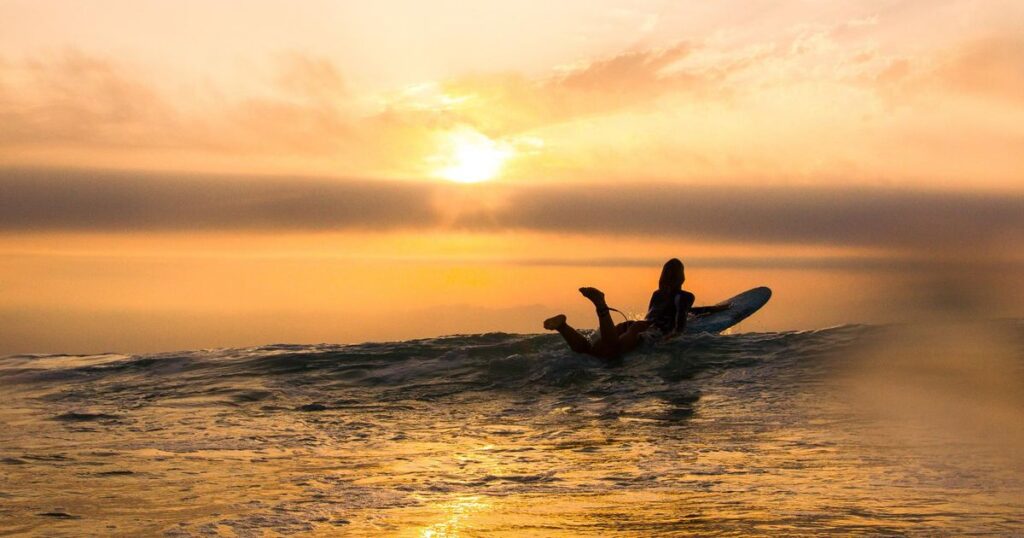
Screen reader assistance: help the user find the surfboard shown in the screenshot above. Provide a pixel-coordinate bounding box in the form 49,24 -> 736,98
684,287 -> 772,334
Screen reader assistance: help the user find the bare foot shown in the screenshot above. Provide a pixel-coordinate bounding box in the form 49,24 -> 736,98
543,314 -> 566,330
578,287 -> 606,306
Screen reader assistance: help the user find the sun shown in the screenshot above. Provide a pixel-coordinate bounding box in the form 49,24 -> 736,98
433,128 -> 512,183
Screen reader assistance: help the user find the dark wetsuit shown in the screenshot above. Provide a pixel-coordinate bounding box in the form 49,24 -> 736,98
645,289 -> 695,334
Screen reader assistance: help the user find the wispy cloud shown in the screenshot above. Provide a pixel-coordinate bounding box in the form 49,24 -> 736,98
0,50 -> 171,147
928,37 -> 1024,103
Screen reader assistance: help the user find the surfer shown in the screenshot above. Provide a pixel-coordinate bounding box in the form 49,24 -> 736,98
646,258 -> 729,337
544,258 -> 728,360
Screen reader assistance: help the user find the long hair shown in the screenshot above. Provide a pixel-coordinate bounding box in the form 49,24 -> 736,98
659,258 -> 684,291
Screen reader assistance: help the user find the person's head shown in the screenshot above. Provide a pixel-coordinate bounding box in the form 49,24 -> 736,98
659,258 -> 685,291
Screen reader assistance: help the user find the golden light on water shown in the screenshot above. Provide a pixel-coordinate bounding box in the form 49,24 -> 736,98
433,128 -> 512,183
418,496 -> 489,538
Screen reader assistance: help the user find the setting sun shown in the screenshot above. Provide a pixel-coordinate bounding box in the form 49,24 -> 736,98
433,128 -> 512,183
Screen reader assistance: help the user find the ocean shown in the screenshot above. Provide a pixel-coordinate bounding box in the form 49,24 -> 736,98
1,323 -> 1022,536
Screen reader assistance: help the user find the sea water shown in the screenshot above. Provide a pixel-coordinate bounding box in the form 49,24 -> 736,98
1,323 -> 1022,536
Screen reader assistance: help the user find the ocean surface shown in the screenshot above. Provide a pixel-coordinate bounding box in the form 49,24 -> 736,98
1,322 -> 1022,536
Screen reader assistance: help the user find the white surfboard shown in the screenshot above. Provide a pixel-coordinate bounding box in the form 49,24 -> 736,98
684,287 -> 772,334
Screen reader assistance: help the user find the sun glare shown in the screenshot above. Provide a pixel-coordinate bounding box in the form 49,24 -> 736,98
434,128 -> 512,183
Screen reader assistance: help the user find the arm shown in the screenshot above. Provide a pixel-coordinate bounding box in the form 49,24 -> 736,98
645,290 -> 660,320
664,291 -> 695,340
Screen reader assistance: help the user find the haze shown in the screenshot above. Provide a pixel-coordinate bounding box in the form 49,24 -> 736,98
1,0 -> 1022,353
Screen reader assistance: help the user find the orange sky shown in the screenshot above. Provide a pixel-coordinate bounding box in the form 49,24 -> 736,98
2,0 -> 1023,187
1,1 -> 1022,353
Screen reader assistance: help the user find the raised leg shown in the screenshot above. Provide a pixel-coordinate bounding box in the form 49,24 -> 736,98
544,314 -> 593,354
579,287 -> 620,358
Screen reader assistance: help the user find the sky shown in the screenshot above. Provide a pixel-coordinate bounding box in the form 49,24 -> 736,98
1,0 -> 1022,353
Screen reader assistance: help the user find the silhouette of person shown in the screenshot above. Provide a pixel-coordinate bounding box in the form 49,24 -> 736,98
543,258 -> 726,360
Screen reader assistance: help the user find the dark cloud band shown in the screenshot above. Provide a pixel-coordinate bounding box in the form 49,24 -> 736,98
477,183 -> 1024,249
0,168 -> 436,232
2,168 -> 1021,252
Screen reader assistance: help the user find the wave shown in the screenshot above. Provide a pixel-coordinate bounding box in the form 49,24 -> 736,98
0,325 -> 872,406
4,322 -> 1023,535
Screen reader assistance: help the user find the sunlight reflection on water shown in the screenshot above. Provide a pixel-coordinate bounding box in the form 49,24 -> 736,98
0,323 -> 1021,536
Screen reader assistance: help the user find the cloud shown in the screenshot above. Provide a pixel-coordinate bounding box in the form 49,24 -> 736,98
0,43 -> 727,155
0,50 -> 366,158
273,52 -> 349,102
429,42 -> 750,136
0,50 -> 172,147
3,168 -> 1021,254
2,32 -> 1023,187
0,44 -> 763,182
465,183 -> 1024,251
0,168 -> 435,232
554,43 -> 695,94
929,37 -> 1024,103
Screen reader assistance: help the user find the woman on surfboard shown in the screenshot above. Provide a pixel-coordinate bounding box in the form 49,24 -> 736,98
543,258 -> 727,360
